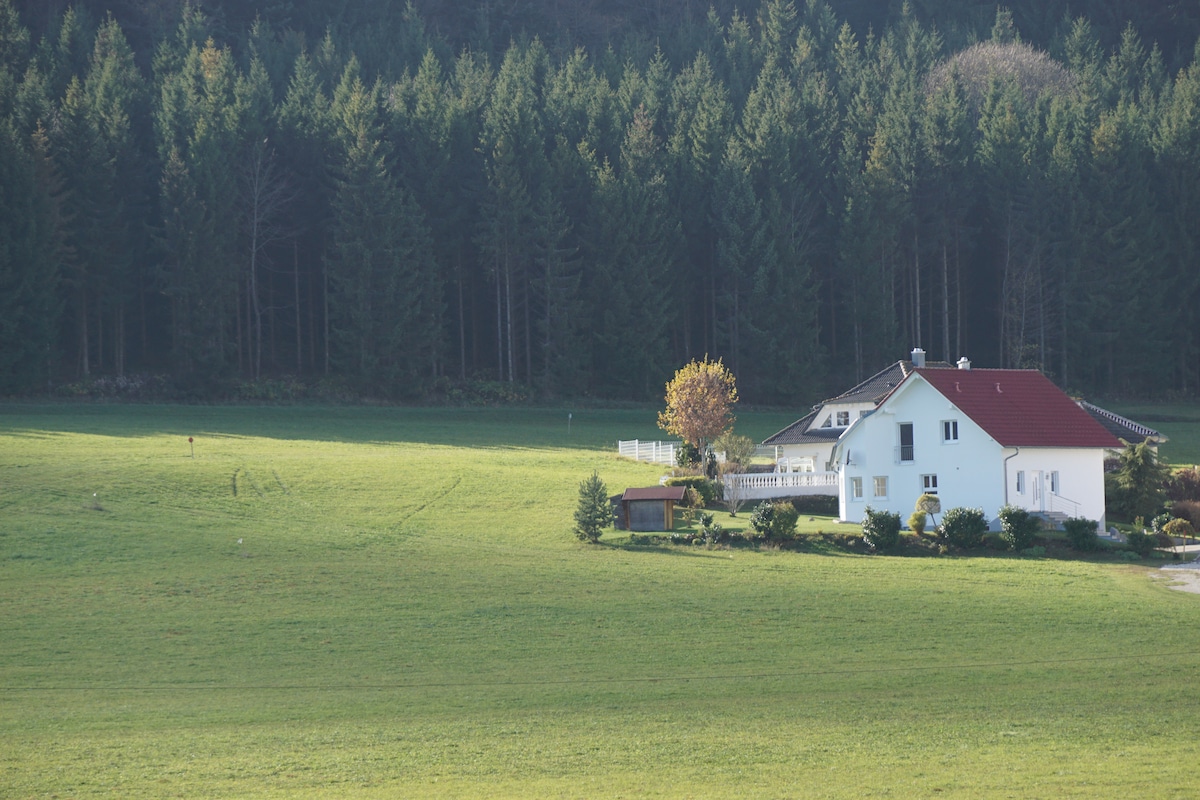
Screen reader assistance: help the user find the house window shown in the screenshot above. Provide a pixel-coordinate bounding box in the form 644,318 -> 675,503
820,415 -> 832,428
1016,470 -> 1025,494
850,477 -> 863,500
921,474 -> 938,494
873,476 -> 888,499
942,420 -> 959,442
897,423 -> 914,462
836,411 -> 850,427
1050,471 -> 1059,494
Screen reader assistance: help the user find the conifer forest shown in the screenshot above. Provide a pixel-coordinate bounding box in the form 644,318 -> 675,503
3,0 -> 1200,403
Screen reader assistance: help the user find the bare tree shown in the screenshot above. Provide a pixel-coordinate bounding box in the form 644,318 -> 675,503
719,462 -> 748,517
239,140 -> 295,380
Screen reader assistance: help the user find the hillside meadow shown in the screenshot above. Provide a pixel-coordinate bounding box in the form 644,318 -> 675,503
2,403 -> 1199,798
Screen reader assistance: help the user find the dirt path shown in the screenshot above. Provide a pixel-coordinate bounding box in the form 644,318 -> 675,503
1154,560 -> 1200,594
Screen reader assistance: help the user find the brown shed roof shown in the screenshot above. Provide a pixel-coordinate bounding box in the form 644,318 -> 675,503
621,486 -> 687,502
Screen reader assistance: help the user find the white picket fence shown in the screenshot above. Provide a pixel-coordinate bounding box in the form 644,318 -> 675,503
721,470 -> 839,500
618,439 -> 681,465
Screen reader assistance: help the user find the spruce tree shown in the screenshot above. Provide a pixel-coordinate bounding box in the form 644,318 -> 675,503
573,470 -> 610,543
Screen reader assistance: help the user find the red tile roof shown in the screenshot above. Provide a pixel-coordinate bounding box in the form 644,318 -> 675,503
622,486 -> 687,502
913,368 -> 1124,448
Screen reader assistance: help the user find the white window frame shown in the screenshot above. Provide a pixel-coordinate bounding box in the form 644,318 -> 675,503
921,474 -> 938,494
873,476 -> 888,499
836,410 -> 850,427
1050,471 -> 1059,494
850,476 -> 863,500
1016,470 -> 1025,494
942,419 -> 959,443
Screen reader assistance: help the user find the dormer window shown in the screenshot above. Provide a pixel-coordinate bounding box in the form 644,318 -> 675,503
820,415 -> 832,428
836,411 -> 850,427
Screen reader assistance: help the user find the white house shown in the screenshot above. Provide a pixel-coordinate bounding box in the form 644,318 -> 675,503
761,349 -> 951,475
830,360 -> 1124,529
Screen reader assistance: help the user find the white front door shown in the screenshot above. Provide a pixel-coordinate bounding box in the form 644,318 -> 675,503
1031,470 -> 1044,511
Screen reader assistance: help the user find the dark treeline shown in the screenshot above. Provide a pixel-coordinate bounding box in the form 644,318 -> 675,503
2,0 -> 1199,402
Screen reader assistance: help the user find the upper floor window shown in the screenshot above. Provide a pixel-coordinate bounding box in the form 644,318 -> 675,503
898,422 -> 914,462
836,411 -> 850,427
942,419 -> 959,442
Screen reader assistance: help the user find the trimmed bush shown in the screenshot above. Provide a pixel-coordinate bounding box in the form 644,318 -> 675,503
663,475 -> 717,507
938,506 -> 987,549
1063,517 -> 1099,551
790,495 -> 839,516
862,507 -> 902,551
907,510 -> 927,535
1162,517 -> 1197,542
997,504 -> 1040,551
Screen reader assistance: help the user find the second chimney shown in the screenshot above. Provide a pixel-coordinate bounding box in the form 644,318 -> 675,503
911,347 -> 926,368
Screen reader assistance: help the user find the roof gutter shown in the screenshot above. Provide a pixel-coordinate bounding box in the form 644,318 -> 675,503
1003,446 -> 1020,506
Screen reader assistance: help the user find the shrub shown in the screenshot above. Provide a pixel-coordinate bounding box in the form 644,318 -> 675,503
1166,466 -> 1200,502
1151,512 -> 1173,533
1063,517 -> 1099,551
938,507 -> 987,549
907,510 -> 927,535
1125,528 -> 1156,557
663,475 -> 717,506
1021,545 -> 1046,557
997,505 -> 1040,551
749,501 -> 799,542
675,441 -> 701,467
769,502 -> 799,541
862,507 -> 902,551
1169,500 -> 1200,529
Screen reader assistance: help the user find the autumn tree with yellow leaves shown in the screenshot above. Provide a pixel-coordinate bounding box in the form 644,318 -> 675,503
657,357 -> 738,458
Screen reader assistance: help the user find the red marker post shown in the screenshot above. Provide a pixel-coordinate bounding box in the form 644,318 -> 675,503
189,436 -> 194,458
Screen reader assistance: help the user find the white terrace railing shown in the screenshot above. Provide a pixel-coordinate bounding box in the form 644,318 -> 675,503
618,439 -> 682,465
721,471 -> 839,500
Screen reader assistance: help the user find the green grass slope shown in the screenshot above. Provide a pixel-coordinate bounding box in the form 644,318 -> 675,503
2,404 -> 1198,798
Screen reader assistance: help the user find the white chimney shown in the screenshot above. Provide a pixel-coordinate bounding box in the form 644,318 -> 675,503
957,357 -> 971,370
911,348 -> 926,368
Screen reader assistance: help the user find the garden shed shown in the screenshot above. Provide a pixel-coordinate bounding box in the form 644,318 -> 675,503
612,486 -> 686,532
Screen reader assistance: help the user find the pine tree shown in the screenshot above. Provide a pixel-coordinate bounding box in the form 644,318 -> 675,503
573,470 -> 609,543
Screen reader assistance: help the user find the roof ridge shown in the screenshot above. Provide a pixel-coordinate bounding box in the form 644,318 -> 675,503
1078,401 -> 1160,439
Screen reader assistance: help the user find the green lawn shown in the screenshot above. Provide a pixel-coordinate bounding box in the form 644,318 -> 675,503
2,403 -> 1199,798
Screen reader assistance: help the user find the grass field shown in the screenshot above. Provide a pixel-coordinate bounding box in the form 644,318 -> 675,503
2,403 -> 1199,799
